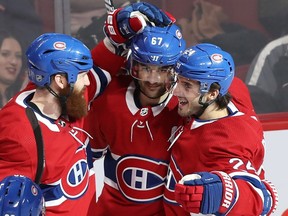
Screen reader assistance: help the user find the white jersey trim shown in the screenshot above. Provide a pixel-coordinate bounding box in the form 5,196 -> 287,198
16,90 -> 60,132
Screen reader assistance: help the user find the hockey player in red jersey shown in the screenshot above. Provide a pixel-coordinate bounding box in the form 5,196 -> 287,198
84,3 -> 185,215
0,3 -> 174,215
163,43 -> 278,215
85,26 -> 185,215
0,33 -> 112,215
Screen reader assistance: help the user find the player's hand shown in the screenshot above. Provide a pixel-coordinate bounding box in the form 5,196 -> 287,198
175,171 -> 237,215
104,2 -> 175,45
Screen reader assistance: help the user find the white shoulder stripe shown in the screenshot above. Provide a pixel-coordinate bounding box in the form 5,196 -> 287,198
16,90 -> 60,132
89,67 -> 111,102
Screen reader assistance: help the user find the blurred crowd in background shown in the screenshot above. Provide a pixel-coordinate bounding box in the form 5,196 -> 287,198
0,0 -> 288,113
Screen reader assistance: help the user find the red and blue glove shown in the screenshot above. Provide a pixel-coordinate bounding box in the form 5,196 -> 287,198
175,171 -> 237,215
104,2 -> 175,45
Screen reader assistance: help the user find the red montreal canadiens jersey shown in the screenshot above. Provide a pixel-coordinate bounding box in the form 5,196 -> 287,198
0,68 -> 110,216
85,76 -> 180,216
163,78 -> 268,215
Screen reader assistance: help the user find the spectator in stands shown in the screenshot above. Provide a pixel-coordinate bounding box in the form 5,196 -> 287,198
245,7 -> 288,114
0,29 -> 26,108
176,0 -> 268,67
245,34 -> 288,113
72,0 -> 132,49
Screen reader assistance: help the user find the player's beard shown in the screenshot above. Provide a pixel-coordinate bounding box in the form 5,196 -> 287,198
59,86 -> 88,120
138,81 -> 167,99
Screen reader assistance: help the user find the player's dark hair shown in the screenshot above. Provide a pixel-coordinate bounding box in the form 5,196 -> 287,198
209,82 -> 232,109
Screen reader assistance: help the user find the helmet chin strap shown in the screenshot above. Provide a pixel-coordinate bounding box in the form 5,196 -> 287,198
45,83 -> 74,116
193,94 -> 216,118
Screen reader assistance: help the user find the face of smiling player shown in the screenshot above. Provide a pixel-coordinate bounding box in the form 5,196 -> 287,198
173,75 -> 202,117
132,61 -> 175,106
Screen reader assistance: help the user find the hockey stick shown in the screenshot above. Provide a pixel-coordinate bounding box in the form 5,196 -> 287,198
104,0 -> 141,12
104,0 -> 115,13
25,107 -> 45,184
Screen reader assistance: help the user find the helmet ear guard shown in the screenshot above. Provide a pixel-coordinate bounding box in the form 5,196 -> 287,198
26,33 -> 93,87
175,43 -> 235,96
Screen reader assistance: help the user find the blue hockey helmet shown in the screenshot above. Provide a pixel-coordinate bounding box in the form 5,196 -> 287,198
0,175 -> 44,216
26,33 -> 93,87
129,24 -> 186,75
175,43 -> 235,96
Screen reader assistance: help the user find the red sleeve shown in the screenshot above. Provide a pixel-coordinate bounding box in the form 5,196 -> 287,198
91,40 -> 126,76
230,77 -> 256,115
84,93 -> 109,158
229,179 -> 265,215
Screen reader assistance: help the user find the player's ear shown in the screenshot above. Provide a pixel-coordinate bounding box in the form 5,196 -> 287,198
208,88 -> 219,100
54,74 -> 68,89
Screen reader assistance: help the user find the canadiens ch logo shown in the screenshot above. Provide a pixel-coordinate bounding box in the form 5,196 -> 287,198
116,155 -> 168,203
211,53 -> 223,63
164,156 -> 184,204
60,150 -> 90,199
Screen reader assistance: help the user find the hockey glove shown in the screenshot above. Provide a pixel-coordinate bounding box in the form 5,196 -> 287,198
104,2 -> 175,45
175,171 -> 237,215
261,180 -> 278,215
